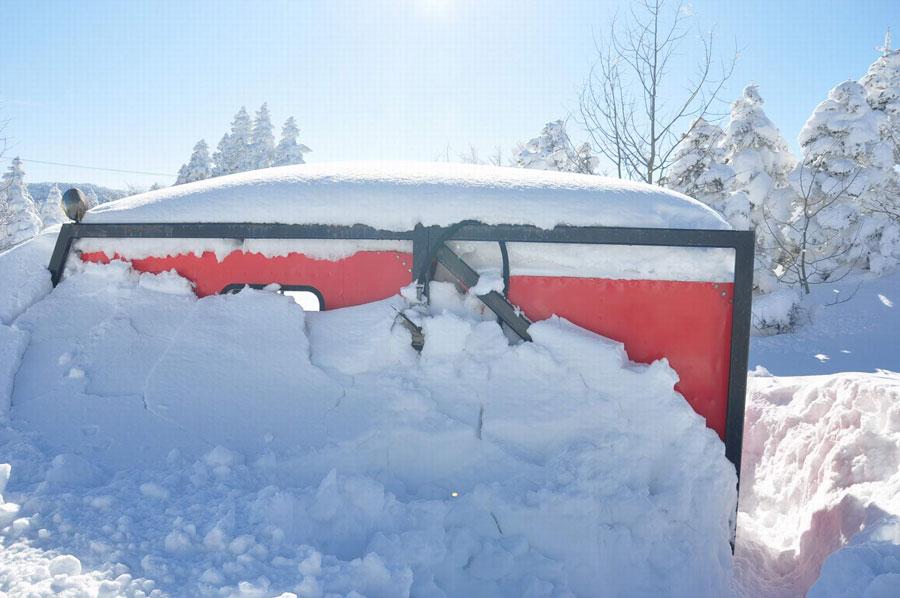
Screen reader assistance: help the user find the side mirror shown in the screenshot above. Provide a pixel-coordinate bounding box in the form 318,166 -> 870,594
62,188 -> 87,223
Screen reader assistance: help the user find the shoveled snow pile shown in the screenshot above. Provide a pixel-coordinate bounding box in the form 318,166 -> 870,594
83,161 -> 730,231
0,258 -> 736,595
735,372 -> 900,597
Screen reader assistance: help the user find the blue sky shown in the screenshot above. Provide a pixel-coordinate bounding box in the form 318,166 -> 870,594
4,0 -> 898,188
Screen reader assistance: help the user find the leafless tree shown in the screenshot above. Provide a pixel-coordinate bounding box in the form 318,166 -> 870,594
458,144 -> 483,165
766,163 -> 863,294
579,0 -> 735,184
488,146 -> 505,167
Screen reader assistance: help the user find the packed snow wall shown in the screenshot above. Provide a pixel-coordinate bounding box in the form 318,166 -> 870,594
74,237 -> 739,441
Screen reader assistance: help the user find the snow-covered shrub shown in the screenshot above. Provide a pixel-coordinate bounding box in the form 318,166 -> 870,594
750,286 -> 802,334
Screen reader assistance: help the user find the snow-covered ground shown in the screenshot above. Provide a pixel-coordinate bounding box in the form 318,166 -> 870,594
1,230 -> 898,597
737,272 -> 900,597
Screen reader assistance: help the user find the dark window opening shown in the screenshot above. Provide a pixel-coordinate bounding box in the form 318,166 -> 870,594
220,283 -> 324,311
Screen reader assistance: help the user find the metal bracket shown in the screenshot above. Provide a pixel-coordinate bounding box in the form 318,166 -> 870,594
435,244 -> 532,341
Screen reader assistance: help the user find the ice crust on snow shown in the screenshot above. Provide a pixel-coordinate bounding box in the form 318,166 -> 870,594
84,161 -> 730,231
2,259 -> 736,596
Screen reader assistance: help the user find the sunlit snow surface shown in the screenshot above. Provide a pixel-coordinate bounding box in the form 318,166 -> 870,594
3,230 -> 899,597
0,250 -> 734,596
83,161 -> 730,231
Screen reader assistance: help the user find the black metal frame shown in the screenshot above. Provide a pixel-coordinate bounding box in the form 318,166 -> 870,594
48,221 -> 753,481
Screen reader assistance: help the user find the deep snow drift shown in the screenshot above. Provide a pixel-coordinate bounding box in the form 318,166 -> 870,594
0,244 -> 735,596
735,371 -> 900,597
83,161 -> 730,231
4,229 -> 899,597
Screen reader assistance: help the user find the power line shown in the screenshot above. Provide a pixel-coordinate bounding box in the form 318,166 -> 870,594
19,157 -> 175,178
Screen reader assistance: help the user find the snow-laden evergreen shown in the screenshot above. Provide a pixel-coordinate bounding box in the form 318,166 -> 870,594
0,157 -> 42,250
249,103 -> 275,170
663,118 -> 742,222
176,139 -> 212,185
721,85 -> 797,292
861,34 -> 900,161
785,80 -> 894,289
212,106 -> 252,176
274,117 -> 311,167
859,36 -> 900,274
39,184 -> 67,228
515,120 -> 598,174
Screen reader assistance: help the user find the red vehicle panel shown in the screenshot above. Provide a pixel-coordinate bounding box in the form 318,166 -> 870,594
80,250 -> 415,309
509,276 -> 733,439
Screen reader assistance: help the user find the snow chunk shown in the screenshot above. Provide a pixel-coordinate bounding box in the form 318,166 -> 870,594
48,555 -> 82,576
139,482 -> 170,501
44,454 -> 102,487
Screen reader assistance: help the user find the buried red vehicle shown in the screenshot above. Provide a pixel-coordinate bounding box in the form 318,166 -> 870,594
50,162 -> 753,475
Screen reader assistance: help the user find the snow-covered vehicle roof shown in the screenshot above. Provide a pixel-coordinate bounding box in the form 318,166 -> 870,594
85,161 -> 731,230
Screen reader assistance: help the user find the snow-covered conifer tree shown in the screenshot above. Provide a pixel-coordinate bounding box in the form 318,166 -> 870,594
176,139 -> 212,184
0,157 -> 42,249
515,120 -> 598,174
274,117 -> 311,167
664,118 -> 741,220
859,33 -> 900,273
720,85 -> 797,291
861,32 -> 900,161
782,81 -> 894,291
212,107 -> 252,176
39,184 -> 67,227
249,103 -> 275,170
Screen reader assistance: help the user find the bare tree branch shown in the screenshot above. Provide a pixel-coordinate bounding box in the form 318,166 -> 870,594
578,0 -> 736,184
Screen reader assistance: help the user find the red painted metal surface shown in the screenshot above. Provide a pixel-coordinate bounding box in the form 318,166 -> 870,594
79,250 -> 732,438
508,276 -> 733,439
80,250 -> 414,309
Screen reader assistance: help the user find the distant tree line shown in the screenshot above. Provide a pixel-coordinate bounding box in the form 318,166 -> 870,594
175,103 -> 311,185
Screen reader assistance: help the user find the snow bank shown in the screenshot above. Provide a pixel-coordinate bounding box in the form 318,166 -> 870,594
2,259 -> 737,596
735,372 -> 900,597
0,227 -> 56,325
0,324 -> 29,418
84,161 -> 730,231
